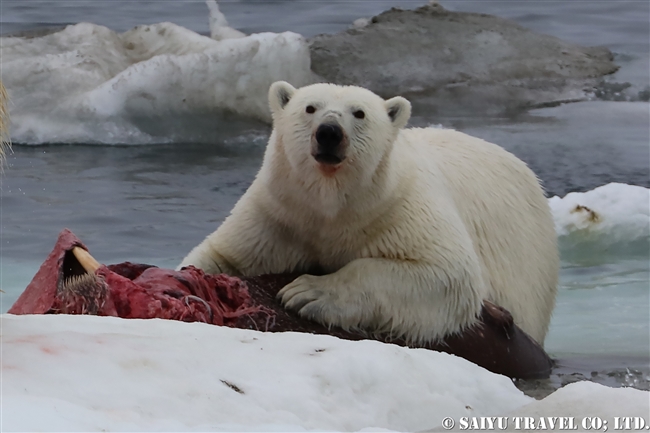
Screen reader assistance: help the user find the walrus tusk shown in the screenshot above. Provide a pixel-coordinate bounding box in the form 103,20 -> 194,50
72,246 -> 101,273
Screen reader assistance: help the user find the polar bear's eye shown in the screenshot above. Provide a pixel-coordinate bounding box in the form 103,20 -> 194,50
306,105 -> 316,114
353,110 -> 365,119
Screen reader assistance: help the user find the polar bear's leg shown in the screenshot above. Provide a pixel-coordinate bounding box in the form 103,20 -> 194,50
277,257 -> 486,343
178,195 -> 309,276
178,237 -> 239,275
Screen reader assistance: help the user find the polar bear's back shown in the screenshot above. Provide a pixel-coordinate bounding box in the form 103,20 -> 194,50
400,128 -> 558,343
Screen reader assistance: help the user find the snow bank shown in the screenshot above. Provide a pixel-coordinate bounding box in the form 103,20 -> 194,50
549,183 -> 650,257
1,314 -> 530,431
426,382 -> 650,432
1,8 -> 313,144
4,314 -> 648,431
507,381 -> 649,420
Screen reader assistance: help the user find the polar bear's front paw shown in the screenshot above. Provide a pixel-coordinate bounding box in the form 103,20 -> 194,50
277,275 -> 364,330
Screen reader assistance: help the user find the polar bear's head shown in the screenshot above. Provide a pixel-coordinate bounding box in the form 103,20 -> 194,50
267,82 -> 411,182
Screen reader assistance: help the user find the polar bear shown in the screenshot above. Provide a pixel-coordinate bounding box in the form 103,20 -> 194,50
180,82 -> 559,345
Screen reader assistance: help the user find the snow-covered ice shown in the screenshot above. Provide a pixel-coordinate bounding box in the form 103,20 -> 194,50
507,381 -> 649,421
0,5 -> 313,144
426,382 -> 650,432
2,314 -> 648,431
549,183 -> 649,255
1,314 -> 531,432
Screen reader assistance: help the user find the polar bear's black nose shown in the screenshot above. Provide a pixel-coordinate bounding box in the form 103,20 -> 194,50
315,123 -> 343,151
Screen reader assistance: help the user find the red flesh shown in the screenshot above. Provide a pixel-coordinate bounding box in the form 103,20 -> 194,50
9,229 -> 554,379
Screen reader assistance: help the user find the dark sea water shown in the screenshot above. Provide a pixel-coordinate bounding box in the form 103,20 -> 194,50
1,1 -> 649,393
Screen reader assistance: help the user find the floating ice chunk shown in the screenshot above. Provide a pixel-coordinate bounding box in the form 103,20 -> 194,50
1,20 -> 313,144
81,31 -> 313,121
549,183 -> 650,255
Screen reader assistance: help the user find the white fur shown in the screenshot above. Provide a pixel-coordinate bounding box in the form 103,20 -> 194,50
180,82 -> 558,345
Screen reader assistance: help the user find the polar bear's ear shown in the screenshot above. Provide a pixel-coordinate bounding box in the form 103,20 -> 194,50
385,96 -> 411,129
269,81 -> 296,115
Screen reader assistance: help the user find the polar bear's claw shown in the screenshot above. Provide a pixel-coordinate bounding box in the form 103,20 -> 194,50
278,275 -> 362,330
277,276 -> 325,311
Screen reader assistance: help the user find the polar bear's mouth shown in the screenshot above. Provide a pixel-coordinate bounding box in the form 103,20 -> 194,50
314,153 -> 345,165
